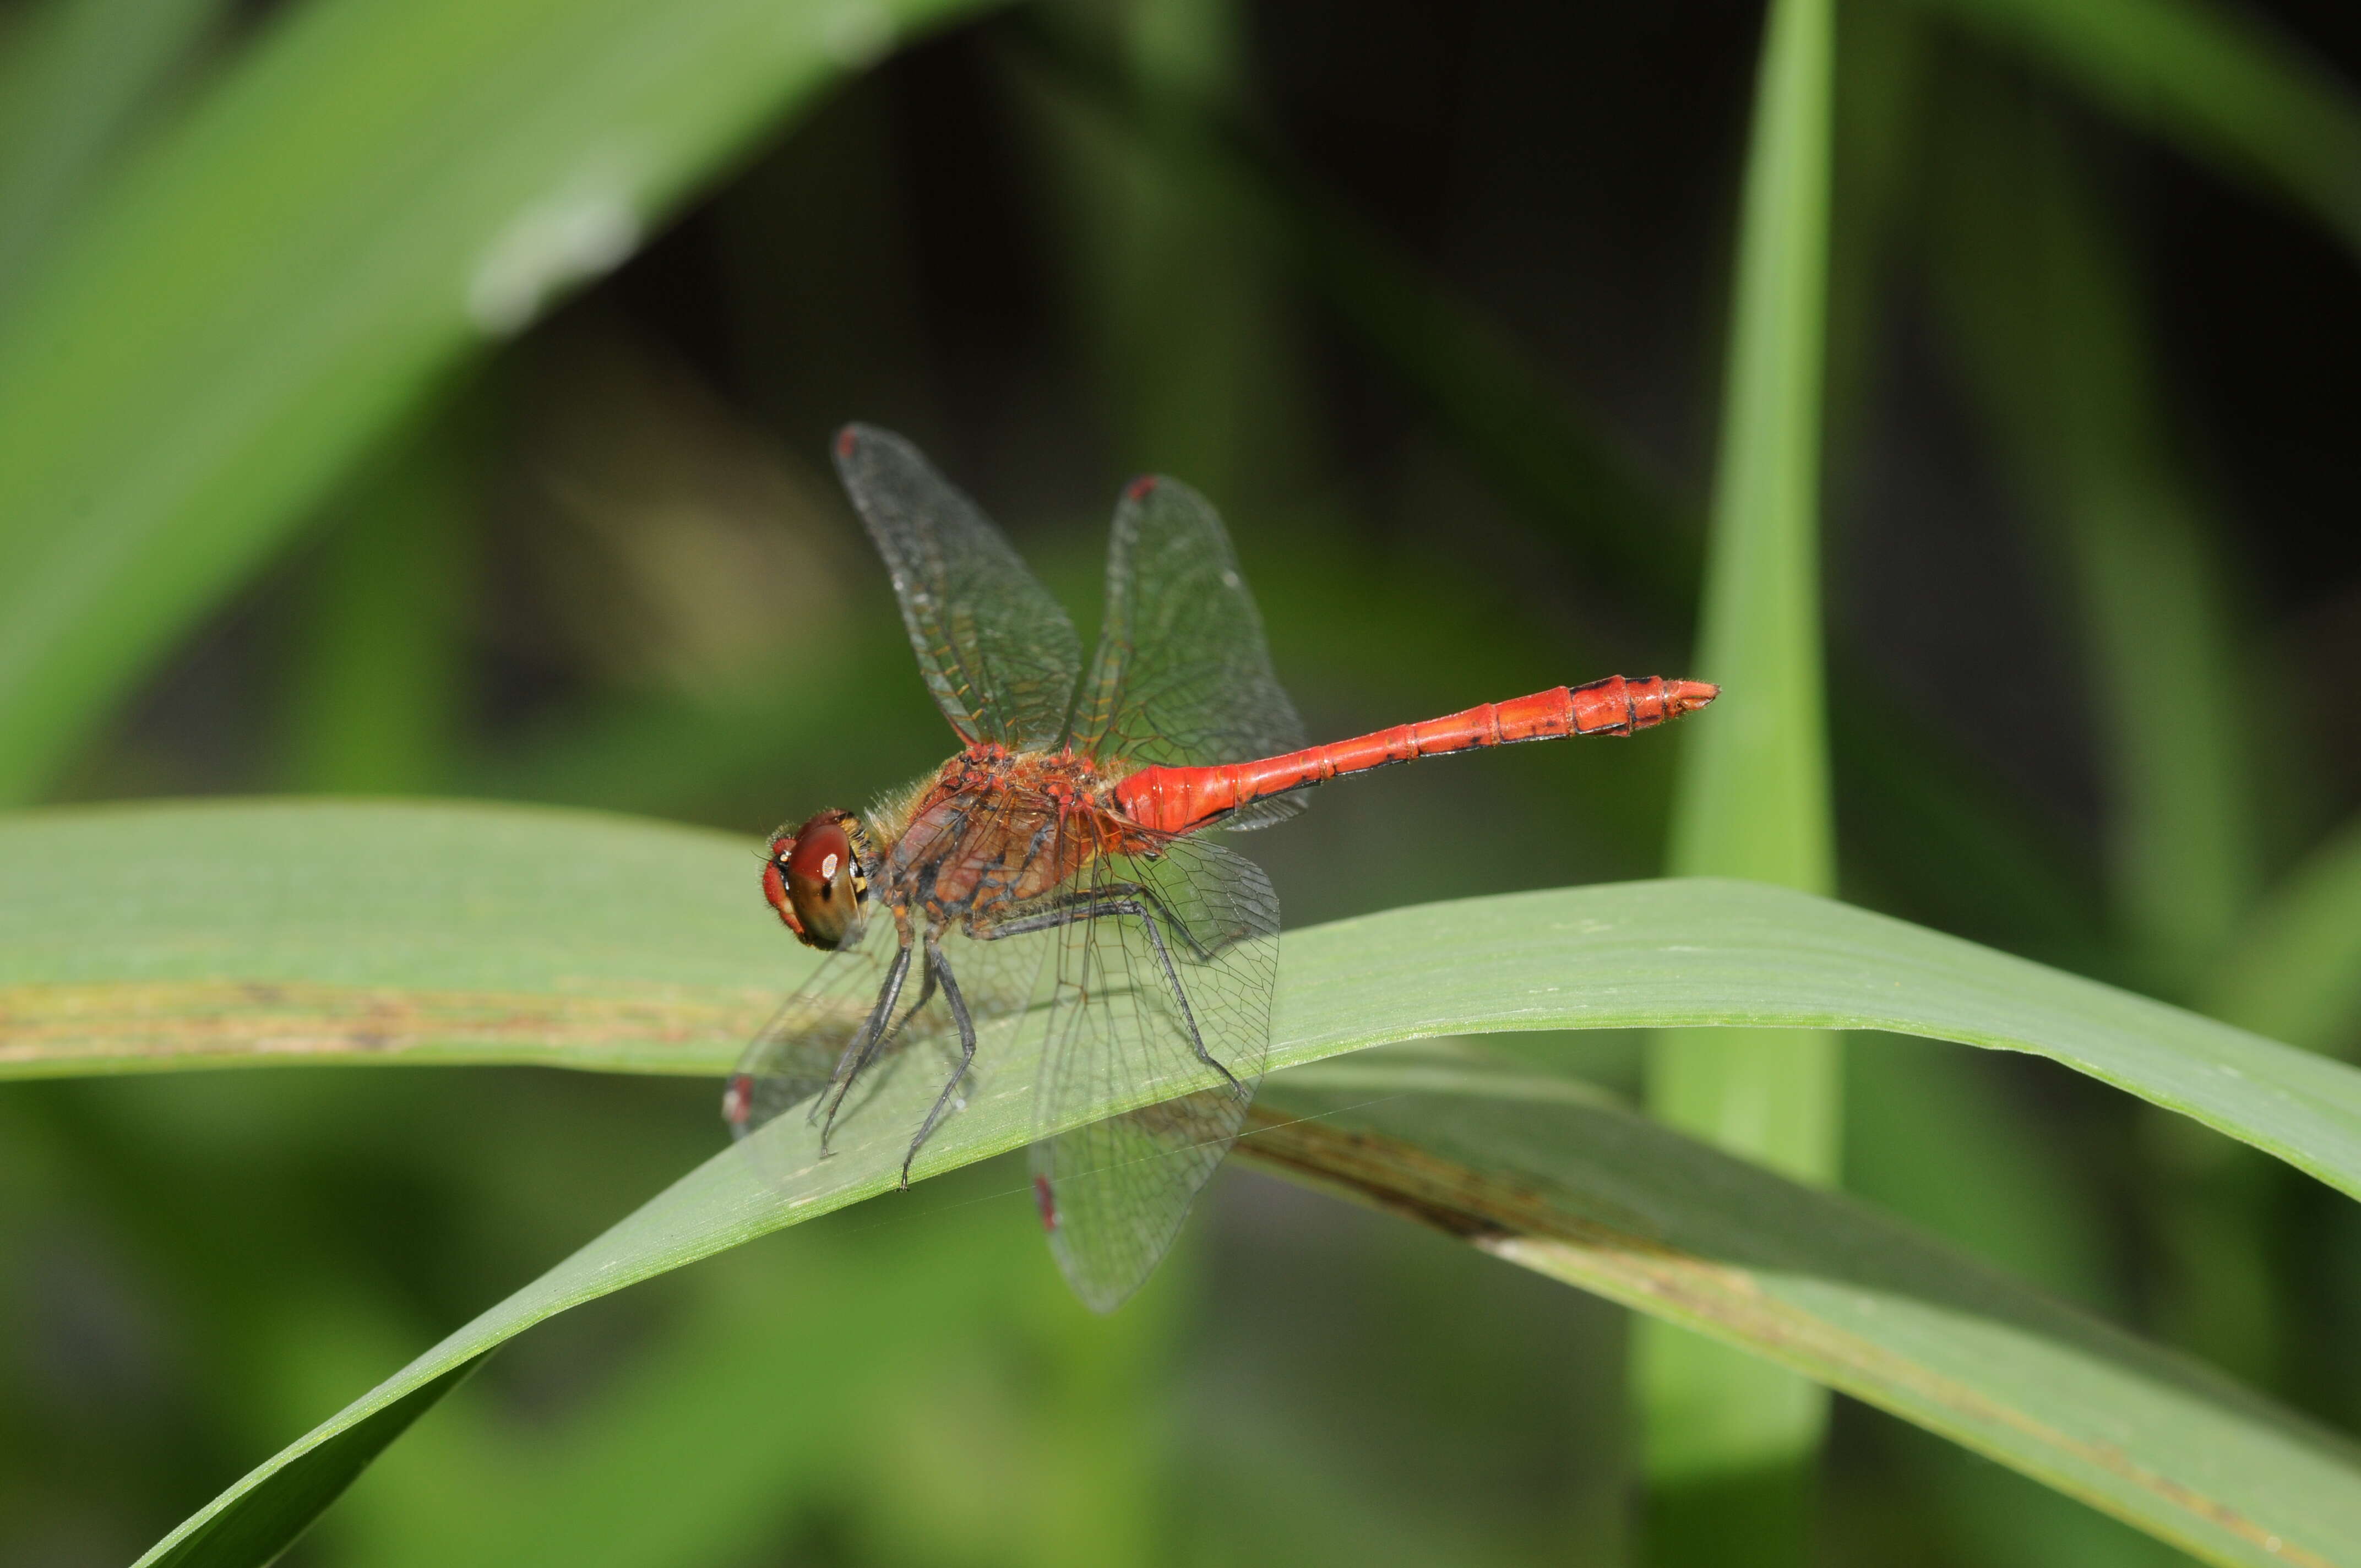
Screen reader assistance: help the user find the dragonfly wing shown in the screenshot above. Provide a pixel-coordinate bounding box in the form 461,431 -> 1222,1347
1075,475 -> 1308,829
728,921 -> 894,1121
1027,834 -> 1279,1311
727,899 -> 1058,1188
834,424 -> 1083,748
725,922 -> 897,1180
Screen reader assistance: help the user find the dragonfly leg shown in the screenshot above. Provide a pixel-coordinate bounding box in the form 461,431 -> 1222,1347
817,938 -> 913,1151
980,881 -> 1223,964
901,935 -> 978,1189
875,958 -> 937,1054
979,888 -> 1242,1100
854,943 -> 967,1091
810,974 -> 902,1128
896,961 -> 969,1091
1119,894 -> 1242,1099
807,1022 -> 868,1127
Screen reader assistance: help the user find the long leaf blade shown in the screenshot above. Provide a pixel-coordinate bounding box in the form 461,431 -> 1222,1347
127,1033 -> 2361,1568
14,799 -> 2361,1563
1256,1047 -> 2361,1568
7,801 -> 2361,1204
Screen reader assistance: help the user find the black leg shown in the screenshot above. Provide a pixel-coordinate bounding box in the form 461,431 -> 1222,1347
878,959 -> 937,1053
981,881 -> 1224,964
901,937 -> 977,1188
979,889 -> 1242,1099
888,961 -> 968,1082
817,939 -> 911,1149
1122,896 -> 1241,1097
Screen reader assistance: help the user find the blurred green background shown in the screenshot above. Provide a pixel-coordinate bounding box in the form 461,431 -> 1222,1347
3,0 -> 2359,1562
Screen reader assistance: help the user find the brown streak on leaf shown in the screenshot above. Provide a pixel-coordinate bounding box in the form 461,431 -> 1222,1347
1238,1109 -> 2333,1568
0,982 -> 776,1072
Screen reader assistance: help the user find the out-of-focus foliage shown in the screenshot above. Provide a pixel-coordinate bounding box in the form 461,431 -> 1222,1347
3,0 -> 2361,1565
0,0 -> 1004,807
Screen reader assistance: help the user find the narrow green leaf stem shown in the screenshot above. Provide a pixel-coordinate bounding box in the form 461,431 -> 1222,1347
1641,0 -> 1837,1548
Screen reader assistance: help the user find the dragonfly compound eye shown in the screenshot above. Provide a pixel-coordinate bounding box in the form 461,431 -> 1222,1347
760,832 -> 804,940
776,809 -> 871,950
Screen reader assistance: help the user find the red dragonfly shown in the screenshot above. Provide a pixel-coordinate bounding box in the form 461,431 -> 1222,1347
725,426 -> 1715,1311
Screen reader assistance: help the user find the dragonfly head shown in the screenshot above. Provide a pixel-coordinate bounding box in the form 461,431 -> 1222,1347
763,809 -> 875,950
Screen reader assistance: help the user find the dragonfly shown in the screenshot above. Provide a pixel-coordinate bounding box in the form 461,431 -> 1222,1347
724,424 -> 1717,1311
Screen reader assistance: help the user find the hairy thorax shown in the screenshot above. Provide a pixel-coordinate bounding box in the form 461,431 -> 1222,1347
873,744 -> 1150,928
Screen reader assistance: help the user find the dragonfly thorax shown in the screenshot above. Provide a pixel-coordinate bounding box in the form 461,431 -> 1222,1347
762,808 -> 877,950
864,745 -> 1146,923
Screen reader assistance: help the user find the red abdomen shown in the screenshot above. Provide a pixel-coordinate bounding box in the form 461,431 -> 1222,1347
1114,674 -> 1717,836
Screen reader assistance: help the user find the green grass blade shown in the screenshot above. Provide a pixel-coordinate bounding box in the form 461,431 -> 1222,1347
1911,0 -> 2361,260
10,800 -> 2361,1202
1258,1046 -> 2361,1568
144,1358 -> 490,1568
13,801 -> 2361,1562
121,1027 -> 2361,1568
1642,0 -> 1837,1549
0,0 -> 1001,808
1666,0 -> 1835,905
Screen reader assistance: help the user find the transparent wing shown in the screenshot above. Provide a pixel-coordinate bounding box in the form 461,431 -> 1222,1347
834,424 -> 1083,748
1027,834 -> 1279,1312
1074,475 -> 1307,829
727,923 -> 894,1136
727,912 -> 1051,1186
